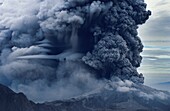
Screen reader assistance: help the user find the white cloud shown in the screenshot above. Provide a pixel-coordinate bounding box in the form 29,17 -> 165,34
139,91 -> 168,100
139,0 -> 170,40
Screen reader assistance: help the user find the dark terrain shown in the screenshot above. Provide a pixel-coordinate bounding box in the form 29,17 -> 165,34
1,82 -> 170,111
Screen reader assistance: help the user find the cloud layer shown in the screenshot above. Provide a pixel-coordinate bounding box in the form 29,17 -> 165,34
139,0 -> 170,40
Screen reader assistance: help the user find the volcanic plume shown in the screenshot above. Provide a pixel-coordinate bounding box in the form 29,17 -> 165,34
0,0 -> 151,102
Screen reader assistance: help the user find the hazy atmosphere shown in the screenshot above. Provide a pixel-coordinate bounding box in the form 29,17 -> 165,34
139,0 -> 170,91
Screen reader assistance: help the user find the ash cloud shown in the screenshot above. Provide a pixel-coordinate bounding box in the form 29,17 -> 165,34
0,0 -> 150,102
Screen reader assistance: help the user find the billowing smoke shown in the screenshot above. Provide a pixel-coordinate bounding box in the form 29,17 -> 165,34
0,0 -> 151,102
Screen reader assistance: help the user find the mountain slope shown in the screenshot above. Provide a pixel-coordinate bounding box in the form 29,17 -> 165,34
1,80 -> 170,111
0,84 -> 35,111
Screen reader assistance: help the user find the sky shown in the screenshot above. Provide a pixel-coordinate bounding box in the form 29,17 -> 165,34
139,0 -> 170,41
139,0 -> 170,73
138,0 -> 170,91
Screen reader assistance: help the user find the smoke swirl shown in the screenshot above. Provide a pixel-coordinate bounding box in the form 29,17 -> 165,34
0,0 -> 151,102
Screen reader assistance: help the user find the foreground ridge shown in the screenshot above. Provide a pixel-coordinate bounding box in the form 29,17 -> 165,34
1,80 -> 170,111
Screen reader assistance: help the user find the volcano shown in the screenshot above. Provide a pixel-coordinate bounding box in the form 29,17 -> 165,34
0,0 -> 169,110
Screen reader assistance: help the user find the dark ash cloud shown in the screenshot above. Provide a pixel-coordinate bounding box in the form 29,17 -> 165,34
0,0 -> 150,102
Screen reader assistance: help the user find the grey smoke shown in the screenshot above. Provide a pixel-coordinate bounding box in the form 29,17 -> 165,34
0,0 -> 151,102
